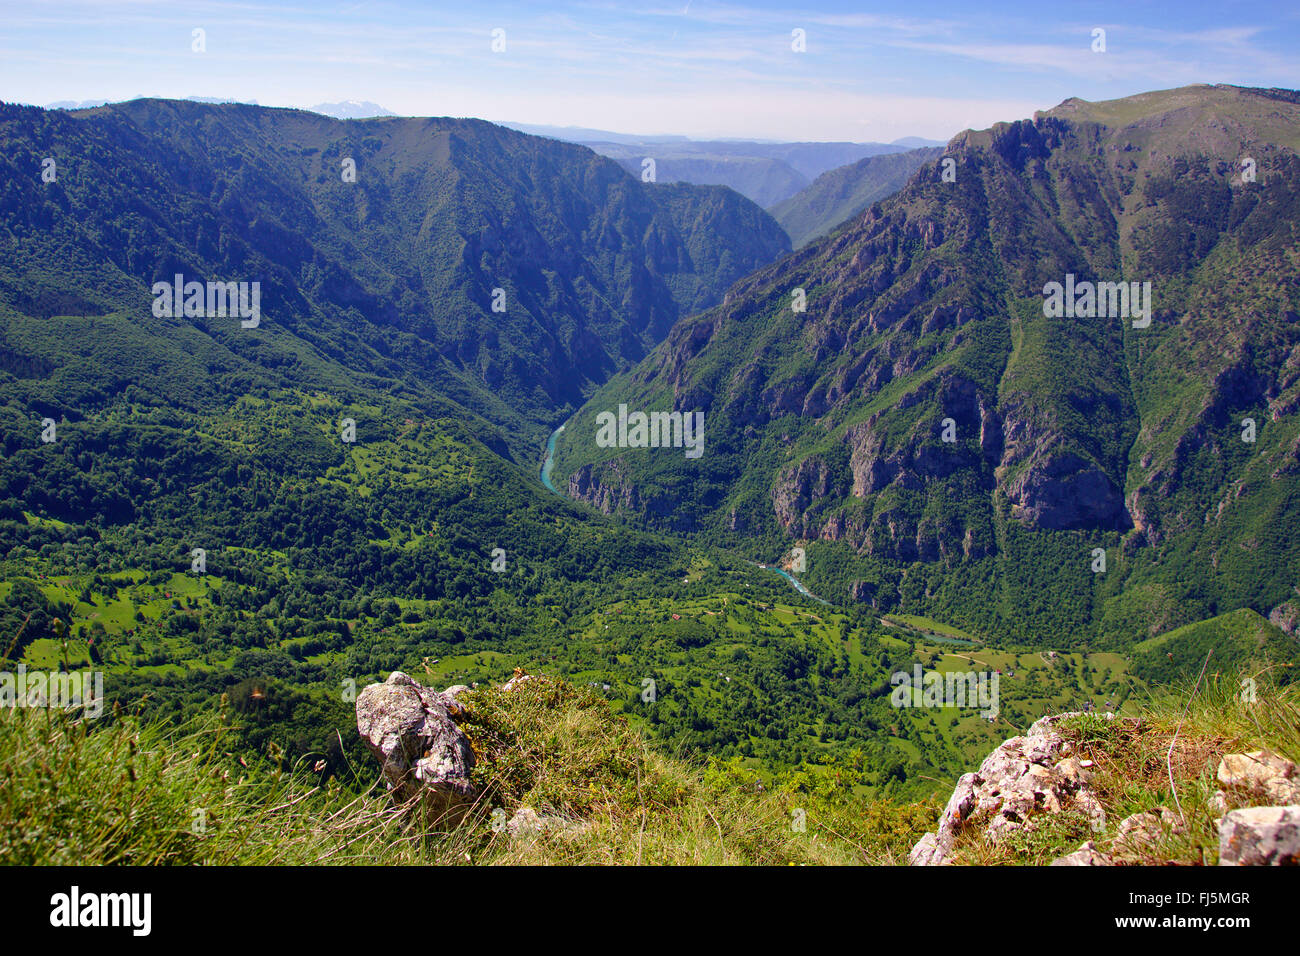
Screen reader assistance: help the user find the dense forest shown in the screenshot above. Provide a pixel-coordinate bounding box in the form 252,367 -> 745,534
2,89 -> 1298,811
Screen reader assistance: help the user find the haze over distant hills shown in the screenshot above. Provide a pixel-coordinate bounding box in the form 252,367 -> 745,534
770,146 -> 944,248
502,121 -> 933,208
30,105 -> 946,217
44,100 -> 111,110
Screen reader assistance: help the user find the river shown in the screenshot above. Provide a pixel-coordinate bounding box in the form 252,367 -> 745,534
766,565 -> 832,606
540,424 -> 565,494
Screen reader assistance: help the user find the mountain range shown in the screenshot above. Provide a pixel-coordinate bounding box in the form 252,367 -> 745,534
550,84 -> 1300,646
0,97 -> 790,456
2,84 -> 1298,807
771,146 -> 943,248
504,123 -> 923,207
309,101 -> 396,120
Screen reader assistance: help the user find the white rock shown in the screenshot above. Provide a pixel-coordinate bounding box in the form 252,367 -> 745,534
1050,841 -> 1113,866
1217,750 -> 1300,804
355,672 -> 476,823
1219,805 -> 1300,865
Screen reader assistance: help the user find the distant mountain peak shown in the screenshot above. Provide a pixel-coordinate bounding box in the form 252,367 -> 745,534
890,136 -> 947,148
309,100 -> 394,120
184,96 -> 259,105
45,99 -> 110,110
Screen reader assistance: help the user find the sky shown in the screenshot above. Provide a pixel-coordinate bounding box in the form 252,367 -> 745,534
1,0 -> 1298,142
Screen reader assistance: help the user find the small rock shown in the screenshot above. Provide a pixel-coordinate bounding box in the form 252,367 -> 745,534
1074,789 -> 1108,832
1218,749 -> 1294,785
506,807 -> 544,840
1050,841 -> 1113,866
504,806 -> 580,841
1113,807 -> 1184,857
1219,805 -> 1300,865
1055,756 -> 1095,785
1217,750 -> 1300,804
502,671 -> 536,692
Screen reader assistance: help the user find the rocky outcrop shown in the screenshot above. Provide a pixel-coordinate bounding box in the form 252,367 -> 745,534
995,398 -> 1131,532
917,716 -> 1300,866
355,671 -> 477,824
909,712 -> 1108,865
566,459 -> 682,526
1268,601 -> 1299,635
770,373 -> 1004,562
1002,450 -> 1129,531
566,459 -> 644,515
849,580 -> 877,604
773,455 -> 843,534
841,376 -> 999,501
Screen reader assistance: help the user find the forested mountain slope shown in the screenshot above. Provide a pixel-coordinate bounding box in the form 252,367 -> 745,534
552,85 -> 1300,647
770,146 -> 942,248
0,98 -> 799,776
0,98 -> 790,454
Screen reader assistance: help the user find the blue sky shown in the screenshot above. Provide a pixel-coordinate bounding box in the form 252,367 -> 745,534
2,0 -> 1297,141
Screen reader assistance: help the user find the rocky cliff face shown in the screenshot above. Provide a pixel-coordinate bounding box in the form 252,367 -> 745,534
566,457 -> 686,528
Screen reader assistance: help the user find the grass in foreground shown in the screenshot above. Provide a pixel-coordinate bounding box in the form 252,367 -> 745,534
0,680 -> 933,866
11,670 -> 1287,866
